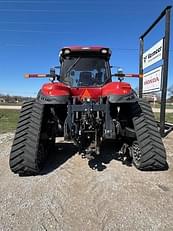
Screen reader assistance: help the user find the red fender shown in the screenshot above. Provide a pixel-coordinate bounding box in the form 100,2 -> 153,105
41,82 -> 70,96
102,82 -> 132,97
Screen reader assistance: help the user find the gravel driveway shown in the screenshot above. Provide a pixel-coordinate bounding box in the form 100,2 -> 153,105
0,132 -> 173,231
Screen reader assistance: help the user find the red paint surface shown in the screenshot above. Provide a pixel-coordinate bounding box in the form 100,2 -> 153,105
102,82 -> 132,97
41,82 -> 70,96
41,81 -> 132,100
70,87 -> 102,101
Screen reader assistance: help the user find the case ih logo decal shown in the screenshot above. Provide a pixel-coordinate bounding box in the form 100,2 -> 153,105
143,39 -> 163,69
143,66 -> 162,93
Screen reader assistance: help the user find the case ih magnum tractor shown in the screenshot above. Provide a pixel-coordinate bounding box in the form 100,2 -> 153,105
9,46 -> 167,176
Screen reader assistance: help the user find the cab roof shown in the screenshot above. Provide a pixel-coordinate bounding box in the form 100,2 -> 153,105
63,46 -> 109,52
59,46 -> 112,60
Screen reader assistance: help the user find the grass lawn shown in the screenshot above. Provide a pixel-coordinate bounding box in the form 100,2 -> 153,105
154,112 -> 173,124
151,103 -> 173,109
0,109 -> 172,134
0,109 -> 20,133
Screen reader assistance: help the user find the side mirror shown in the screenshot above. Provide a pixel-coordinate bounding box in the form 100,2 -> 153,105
113,68 -> 124,82
56,75 -> 60,81
49,68 -> 60,82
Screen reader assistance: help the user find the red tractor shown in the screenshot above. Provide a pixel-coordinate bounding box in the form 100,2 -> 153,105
9,46 -> 168,176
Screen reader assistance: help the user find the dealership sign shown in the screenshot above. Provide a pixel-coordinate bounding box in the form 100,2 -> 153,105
143,66 -> 162,93
143,39 -> 163,69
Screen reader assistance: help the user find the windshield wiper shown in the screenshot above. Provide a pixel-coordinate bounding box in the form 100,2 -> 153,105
66,57 -> 81,76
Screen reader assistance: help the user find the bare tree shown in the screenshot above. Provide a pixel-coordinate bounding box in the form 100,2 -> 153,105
168,85 -> 173,96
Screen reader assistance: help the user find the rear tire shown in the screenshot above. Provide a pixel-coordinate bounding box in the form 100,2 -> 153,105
9,100 -> 51,176
131,99 -> 168,170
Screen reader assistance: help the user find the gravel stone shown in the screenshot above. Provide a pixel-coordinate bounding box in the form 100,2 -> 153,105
0,132 -> 173,230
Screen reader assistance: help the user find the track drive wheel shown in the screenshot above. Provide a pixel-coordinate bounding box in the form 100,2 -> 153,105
132,99 -> 168,171
9,100 -> 52,176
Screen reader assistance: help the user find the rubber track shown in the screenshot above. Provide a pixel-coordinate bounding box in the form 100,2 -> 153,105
9,100 -> 45,175
132,99 -> 168,170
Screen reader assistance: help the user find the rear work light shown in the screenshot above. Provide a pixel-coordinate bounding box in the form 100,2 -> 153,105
81,47 -> 90,50
64,48 -> 71,54
101,48 -> 108,54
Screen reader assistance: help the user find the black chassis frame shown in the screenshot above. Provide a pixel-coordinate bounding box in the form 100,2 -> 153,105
64,99 -> 115,141
64,96 -> 138,144
36,90 -> 138,147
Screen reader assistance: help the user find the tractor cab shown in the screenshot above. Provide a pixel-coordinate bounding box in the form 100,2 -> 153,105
59,46 -> 112,87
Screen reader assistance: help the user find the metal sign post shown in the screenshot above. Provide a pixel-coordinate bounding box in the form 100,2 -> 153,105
139,38 -> 144,98
160,7 -> 171,136
139,6 -> 172,137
